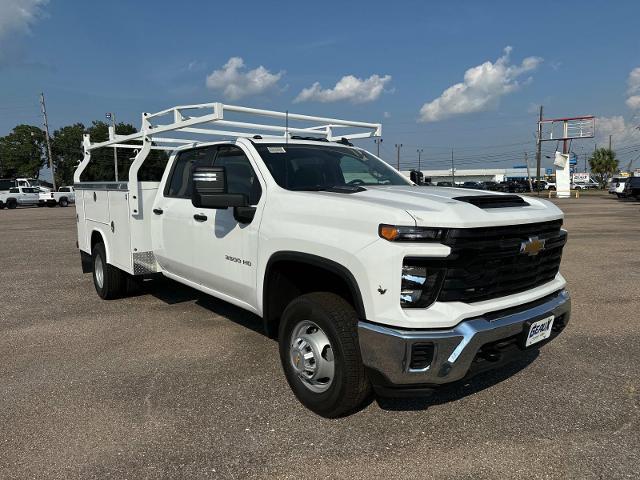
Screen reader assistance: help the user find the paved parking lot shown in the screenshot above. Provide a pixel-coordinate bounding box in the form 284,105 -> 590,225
1,195 -> 638,479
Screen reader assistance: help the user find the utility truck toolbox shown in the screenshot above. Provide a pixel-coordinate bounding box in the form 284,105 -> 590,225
74,102 -> 571,417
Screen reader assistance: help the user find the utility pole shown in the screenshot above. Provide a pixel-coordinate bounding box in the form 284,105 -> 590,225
524,151 -> 533,191
417,148 -> 423,172
374,138 -> 383,157
535,105 -> 543,195
106,112 -> 118,181
39,92 -> 57,191
395,143 -> 402,170
451,149 -> 455,184
609,135 -> 612,151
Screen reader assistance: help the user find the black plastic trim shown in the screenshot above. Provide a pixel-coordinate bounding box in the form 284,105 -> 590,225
263,251 -> 366,333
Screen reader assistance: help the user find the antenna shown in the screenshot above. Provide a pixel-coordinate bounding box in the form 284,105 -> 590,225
285,110 -> 289,145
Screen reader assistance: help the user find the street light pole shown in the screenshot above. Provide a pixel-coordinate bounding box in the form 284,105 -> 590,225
374,138 -> 383,157
395,143 -> 403,170
451,149 -> 455,185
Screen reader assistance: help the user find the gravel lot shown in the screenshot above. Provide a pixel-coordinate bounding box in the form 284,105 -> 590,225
1,194 -> 638,479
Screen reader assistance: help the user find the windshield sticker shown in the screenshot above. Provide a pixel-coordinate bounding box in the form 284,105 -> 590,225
268,147 -> 286,153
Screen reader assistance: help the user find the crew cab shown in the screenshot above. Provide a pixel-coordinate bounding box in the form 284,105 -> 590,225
0,187 -> 41,209
39,186 -> 75,207
73,103 -> 571,417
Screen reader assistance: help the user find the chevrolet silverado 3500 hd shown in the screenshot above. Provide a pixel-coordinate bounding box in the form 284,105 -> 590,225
74,103 -> 570,417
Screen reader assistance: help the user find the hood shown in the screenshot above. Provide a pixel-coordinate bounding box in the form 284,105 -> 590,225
344,185 -> 563,228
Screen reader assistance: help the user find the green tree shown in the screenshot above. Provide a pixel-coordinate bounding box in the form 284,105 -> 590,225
51,123 -> 85,187
81,121 -> 138,181
0,124 -> 46,179
589,147 -> 618,188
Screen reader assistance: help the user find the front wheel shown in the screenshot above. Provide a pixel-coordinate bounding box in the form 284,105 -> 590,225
279,292 -> 371,418
59,198 -> 69,207
7,199 -> 17,209
92,242 -> 126,299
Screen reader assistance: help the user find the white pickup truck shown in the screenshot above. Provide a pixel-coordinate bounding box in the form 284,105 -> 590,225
74,103 -> 571,417
0,186 -> 41,209
39,186 -> 75,207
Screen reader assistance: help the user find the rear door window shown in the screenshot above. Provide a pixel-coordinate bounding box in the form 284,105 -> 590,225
164,147 -> 216,198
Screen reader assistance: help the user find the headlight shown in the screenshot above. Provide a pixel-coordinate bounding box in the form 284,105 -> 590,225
401,262 -> 443,308
379,224 -> 447,242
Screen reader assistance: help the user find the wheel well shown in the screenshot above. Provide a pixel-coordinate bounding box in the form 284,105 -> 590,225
263,254 -> 365,338
90,230 -> 104,252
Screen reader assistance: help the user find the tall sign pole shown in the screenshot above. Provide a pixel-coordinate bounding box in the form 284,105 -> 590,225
40,92 -> 57,191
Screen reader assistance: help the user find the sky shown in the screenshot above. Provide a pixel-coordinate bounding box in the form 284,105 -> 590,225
1,0 -> 640,176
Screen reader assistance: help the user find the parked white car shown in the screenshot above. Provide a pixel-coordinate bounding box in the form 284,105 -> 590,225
609,177 -> 627,197
39,186 -> 75,207
0,187 -> 41,209
73,102 -> 571,417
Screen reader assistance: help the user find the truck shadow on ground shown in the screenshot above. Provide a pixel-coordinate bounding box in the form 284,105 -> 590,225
374,350 -> 539,412
139,277 -> 267,336
138,277 -> 540,413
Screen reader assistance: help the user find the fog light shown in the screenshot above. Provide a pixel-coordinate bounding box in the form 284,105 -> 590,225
401,262 -> 443,308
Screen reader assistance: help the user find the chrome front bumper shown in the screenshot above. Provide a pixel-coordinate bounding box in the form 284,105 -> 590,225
358,289 -> 571,389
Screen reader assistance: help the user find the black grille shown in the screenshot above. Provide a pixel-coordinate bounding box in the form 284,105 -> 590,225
417,220 -> 566,303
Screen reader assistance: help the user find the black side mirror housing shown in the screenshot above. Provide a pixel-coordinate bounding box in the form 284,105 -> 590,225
191,166 -> 248,209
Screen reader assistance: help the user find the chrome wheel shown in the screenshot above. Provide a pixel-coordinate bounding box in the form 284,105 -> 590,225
94,254 -> 104,289
289,320 -> 335,393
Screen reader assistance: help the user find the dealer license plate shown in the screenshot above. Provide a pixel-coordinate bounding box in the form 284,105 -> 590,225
525,315 -> 555,347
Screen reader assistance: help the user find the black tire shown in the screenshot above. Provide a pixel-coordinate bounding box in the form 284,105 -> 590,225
59,198 -> 69,207
279,292 -> 371,418
0,202 -> 4,210
92,242 -> 126,299
7,199 -> 17,209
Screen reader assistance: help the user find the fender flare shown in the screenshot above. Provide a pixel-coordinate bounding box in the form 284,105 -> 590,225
263,251 -> 366,324
89,227 -> 112,264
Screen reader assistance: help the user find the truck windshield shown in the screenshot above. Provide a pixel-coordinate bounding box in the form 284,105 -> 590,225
254,143 -> 410,191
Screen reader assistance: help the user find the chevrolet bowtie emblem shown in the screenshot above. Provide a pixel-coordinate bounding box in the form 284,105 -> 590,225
520,236 -> 546,256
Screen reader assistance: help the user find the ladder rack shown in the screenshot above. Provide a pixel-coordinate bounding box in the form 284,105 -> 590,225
74,102 -> 382,216
82,102 -> 382,152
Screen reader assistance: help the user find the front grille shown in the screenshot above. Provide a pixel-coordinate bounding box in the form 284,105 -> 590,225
419,220 -> 566,303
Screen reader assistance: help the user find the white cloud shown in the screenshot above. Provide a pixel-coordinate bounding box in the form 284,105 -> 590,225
626,67 -> 640,110
294,74 -> 392,104
383,111 -> 391,119
0,0 -> 48,63
596,116 -> 640,146
419,46 -> 543,122
205,57 -> 283,100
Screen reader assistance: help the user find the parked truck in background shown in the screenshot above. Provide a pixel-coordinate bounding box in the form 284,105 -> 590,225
73,103 -> 571,417
39,186 -> 75,207
0,187 -> 41,209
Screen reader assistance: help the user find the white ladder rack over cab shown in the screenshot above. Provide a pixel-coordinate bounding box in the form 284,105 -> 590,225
74,102 -> 382,216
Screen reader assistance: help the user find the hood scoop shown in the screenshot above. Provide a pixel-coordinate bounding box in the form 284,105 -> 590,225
453,195 -> 530,209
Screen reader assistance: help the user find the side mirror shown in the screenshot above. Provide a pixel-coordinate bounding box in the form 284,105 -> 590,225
191,166 -> 248,209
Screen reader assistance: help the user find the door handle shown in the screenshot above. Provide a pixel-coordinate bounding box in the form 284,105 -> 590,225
193,213 -> 208,222
153,208 -> 163,215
